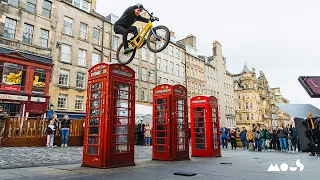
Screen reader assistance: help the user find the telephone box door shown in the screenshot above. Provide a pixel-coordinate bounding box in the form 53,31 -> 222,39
192,106 -> 208,156
152,96 -> 171,161
109,80 -> 135,166
211,105 -> 220,156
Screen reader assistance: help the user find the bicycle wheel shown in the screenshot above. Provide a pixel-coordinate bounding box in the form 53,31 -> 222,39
116,43 -> 136,64
147,25 -> 170,53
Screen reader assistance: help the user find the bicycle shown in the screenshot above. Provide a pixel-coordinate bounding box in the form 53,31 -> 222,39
116,10 -> 171,64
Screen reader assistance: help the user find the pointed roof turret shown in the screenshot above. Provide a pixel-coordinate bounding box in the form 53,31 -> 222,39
242,63 -> 250,73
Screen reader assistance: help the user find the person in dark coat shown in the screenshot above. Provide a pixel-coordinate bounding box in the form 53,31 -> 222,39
239,127 -> 247,150
137,120 -> 145,145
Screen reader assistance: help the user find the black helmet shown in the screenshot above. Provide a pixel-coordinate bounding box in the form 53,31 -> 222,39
136,4 -> 144,11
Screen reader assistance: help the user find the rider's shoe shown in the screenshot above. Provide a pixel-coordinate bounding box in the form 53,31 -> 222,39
124,48 -> 133,54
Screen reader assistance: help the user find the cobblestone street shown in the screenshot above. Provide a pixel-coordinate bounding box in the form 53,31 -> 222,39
0,146 -> 152,169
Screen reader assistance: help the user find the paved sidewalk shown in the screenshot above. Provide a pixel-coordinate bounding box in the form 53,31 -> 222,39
0,150 -> 317,180
0,146 -> 152,169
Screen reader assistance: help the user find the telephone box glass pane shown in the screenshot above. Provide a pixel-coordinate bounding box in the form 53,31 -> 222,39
89,127 -> 99,135
91,82 -> 101,90
194,107 -> 206,149
87,146 -> 99,155
177,98 -> 186,151
91,91 -> 101,99
212,107 -> 217,123
91,99 -> 100,107
89,118 -> 100,126
90,109 -> 100,116
113,81 -> 131,154
154,98 -> 168,152
213,128 -> 218,149
88,136 -> 100,144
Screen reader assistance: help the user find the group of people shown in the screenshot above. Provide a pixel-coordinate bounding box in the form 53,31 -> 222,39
220,123 -> 301,153
46,113 -> 72,148
135,120 -> 152,146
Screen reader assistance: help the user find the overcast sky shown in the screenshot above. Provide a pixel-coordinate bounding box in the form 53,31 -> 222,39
97,0 -> 320,109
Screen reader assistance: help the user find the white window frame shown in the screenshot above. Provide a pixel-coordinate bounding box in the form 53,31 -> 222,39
142,48 -> 147,61
157,57 -> 161,70
22,23 -> 34,44
169,61 -> 174,74
61,44 -> 71,63
75,96 -> 84,110
58,94 -> 68,109
80,22 -> 88,40
59,69 -> 70,86
149,51 -> 155,64
93,28 -> 100,45
77,49 -> 87,66
175,64 -> 180,76
63,17 -> 73,36
133,65 -> 138,79
163,60 -> 167,72
4,18 -> 17,39
76,72 -> 86,89
92,53 -> 100,67
141,68 -> 147,81
149,70 -> 154,82
142,88 -> 147,101
39,29 -> 49,48
112,36 -> 119,51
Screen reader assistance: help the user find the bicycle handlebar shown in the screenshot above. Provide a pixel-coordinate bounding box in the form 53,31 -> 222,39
145,9 -> 159,22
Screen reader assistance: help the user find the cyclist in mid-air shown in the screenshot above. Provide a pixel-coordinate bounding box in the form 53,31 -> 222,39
114,4 -> 149,54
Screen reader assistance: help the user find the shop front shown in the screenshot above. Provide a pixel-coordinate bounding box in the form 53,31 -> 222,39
0,47 -> 52,117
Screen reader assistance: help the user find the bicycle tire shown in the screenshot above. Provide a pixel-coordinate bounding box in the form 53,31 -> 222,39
116,43 -> 136,65
147,25 -> 171,53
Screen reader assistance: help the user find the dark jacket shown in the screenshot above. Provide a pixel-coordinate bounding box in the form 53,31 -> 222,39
239,131 -> 246,141
115,5 -> 149,29
61,118 -> 72,129
254,130 -> 261,140
277,128 -> 288,138
46,124 -> 56,135
230,131 -> 236,140
287,128 -> 293,139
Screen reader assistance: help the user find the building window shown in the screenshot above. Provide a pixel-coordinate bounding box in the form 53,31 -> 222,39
26,0 -> 37,13
181,65 -> 185,78
59,69 -> 69,86
58,94 -> 68,109
93,28 -> 100,45
141,68 -> 147,81
239,114 -> 242,121
3,18 -> 17,39
74,96 -> 84,110
42,0 -> 52,18
135,50 -> 139,59
157,76 -> 161,84
33,68 -> 46,93
246,114 -> 250,121
169,46 -> 173,56
175,48 -> 180,58
80,23 -> 88,40
238,94 -> 240,99
73,0 -> 81,8
63,17 -> 73,35
142,48 -> 147,61
150,90 -> 153,102
1,62 -> 27,91
169,61 -> 174,74
245,103 -> 249,109
92,53 -> 100,67
81,0 -> 89,12
22,24 -> 34,44
135,86 -> 138,100
76,72 -> 85,89
150,52 -> 155,64
61,44 -> 71,63
176,64 -> 180,76
8,0 -> 19,7
39,29 -> 49,48
77,49 -> 87,66
163,78 -> 168,83
142,88 -> 147,101
251,114 -> 254,120
133,65 -> 138,79
149,70 -> 154,82
238,103 -> 241,110
170,80 -> 174,84
112,36 -> 120,51
163,60 -> 167,72
157,57 -> 161,70
250,103 -> 253,109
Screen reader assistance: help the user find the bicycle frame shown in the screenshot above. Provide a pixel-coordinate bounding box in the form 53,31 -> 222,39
131,21 -> 153,48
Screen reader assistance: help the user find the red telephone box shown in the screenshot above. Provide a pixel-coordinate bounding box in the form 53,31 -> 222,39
152,84 -> 189,161
82,63 -> 135,168
190,96 -> 221,157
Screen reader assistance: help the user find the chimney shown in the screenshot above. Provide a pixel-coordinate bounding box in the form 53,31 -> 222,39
177,34 -> 197,48
213,40 -> 222,57
91,0 -> 97,11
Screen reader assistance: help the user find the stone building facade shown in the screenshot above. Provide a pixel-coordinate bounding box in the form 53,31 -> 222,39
234,64 -> 290,129
270,87 -> 291,126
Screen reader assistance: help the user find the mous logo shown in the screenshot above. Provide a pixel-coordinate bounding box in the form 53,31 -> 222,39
267,159 -> 304,172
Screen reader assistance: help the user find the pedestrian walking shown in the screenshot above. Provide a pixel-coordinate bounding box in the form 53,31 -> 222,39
46,120 -> 57,147
230,129 -> 237,150
60,115 -> 71,147
144,122 -> 151,146
240,127 -> 247,150
254,127 -> 262,151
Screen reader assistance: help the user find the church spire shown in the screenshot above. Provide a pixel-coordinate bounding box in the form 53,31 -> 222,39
242,63 -> 250,73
